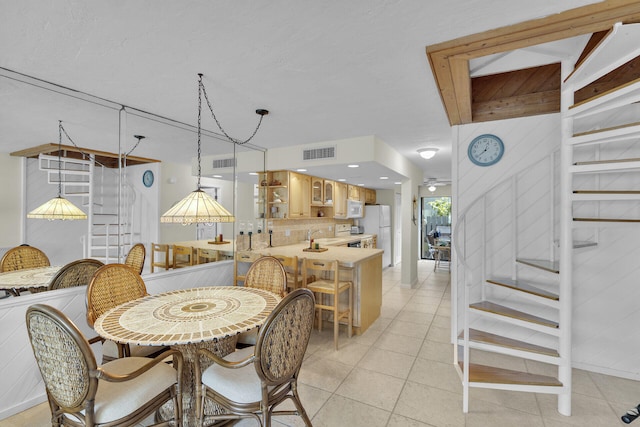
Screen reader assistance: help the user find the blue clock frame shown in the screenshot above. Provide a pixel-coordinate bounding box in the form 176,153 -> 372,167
142,170 -> 154,188
468,134 -> 504,167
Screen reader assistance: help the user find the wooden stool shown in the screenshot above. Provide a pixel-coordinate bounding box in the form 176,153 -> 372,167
197,248 -> 220,264
150,243 -> 172,272
173,245 -> 195,268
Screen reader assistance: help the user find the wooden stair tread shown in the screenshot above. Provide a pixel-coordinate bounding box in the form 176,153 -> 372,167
574,190 -> 640,194
573,240 -> 597,249
460,362 -> 562,387
470,301 -> 558,328
574,157 -> 640,165
461,329 -> 559,357
574,217 -> 640,223
516,258 -> 559,274
486,277 -> 558,300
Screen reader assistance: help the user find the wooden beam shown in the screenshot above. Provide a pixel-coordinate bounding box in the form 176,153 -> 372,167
427,0 -> 640,125
472,90 -> 560,123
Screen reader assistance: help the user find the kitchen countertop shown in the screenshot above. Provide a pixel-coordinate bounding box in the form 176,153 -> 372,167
255,240 -> 382,268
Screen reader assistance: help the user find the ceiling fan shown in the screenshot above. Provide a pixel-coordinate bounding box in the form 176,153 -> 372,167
424,178 -> 451,192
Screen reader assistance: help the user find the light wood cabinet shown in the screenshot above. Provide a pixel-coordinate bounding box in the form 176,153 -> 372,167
348,184 -> 361,201
334,181 -> 348,218
323,180 -> 334,206
365,188 -> 376,205
258,170 -> 289,219
311,178 -> 323,206
289,172 -> 311,218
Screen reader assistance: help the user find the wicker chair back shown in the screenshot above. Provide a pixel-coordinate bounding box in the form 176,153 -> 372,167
124,243 -> 145,274
86,264 -> 148,326
244,256 -> 287,297
0,245 -> 50,272
49,259 -> 104,291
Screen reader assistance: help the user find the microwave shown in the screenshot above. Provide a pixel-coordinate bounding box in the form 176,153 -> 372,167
346,200 -> 363,218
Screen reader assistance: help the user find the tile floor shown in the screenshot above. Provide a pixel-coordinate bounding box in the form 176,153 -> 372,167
2,260 -> 639,426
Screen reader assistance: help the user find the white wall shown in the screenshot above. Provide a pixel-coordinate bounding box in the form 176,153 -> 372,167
0,154 -> 23,248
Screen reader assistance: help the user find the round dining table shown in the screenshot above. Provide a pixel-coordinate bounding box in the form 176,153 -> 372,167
94,286 -> 281,427
0,266 -> 61,296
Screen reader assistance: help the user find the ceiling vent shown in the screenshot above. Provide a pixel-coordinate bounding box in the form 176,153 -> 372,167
303,146 -> 336,161
212,158 -> 236,169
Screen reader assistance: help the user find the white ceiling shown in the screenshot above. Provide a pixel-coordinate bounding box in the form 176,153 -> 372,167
0,0 -> 601,189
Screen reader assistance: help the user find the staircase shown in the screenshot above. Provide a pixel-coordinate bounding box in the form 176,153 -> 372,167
455,22 -> 640,416
37,154 -> 139,264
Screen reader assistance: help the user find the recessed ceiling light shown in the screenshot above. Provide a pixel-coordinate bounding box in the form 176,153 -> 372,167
358,183 -> 364,186
417,148 -> 439,159
394,181 -> 402,185
212,174 -> 222,178
338,178 -> 347,182
248,172 -> 258,176
296,168 -> 307,172
428,185 -> 437,192
380,176 -> 388,180
347,164 -> 359,168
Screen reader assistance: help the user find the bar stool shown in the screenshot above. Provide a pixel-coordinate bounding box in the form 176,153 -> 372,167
173,245 -> 195,268
197,248 -> 220,264
150,243 -> 173,272
302,258 -> 353,350
234,251 -> 263,286
272,254 -> 304,292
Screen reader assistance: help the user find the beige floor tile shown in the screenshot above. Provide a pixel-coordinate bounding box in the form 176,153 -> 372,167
465,399 -> 545,427
311,395 -> 390,427
311,339 -> 370,366
469,387 -> 541,415
351,326 -> 383,346
387,413 -> 437,427
298,355 -> 353,393
589,371 -> 640,406
386,319 -> 431,339
395,310 -> 434,325
358,346 -> 416,379
403,301 -> 441,314
394,382 -> 465,427
366,315 -> 393,332
374,330 -> 423,356
335,367 -> 405,411
271,383 -> 332,425
536,392 -> 620,426
407,358 -> 462,394
425,325 -> 451,344
418,340 -> 454,363
431,315 -> 451,329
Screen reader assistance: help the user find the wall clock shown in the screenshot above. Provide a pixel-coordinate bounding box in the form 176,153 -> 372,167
142,170 -> 154,188
468,134 -> 504,167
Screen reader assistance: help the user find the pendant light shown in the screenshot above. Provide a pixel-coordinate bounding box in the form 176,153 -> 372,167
27,121 -> 87,221
160,74 -> 268,224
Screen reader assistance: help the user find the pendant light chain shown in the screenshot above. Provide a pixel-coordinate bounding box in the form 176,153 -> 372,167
57,120 -> 63,197
199,75 -> 266,145
197,74 -> 203,189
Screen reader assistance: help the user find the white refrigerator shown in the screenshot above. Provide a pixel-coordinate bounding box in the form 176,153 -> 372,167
361,205 -> 392,267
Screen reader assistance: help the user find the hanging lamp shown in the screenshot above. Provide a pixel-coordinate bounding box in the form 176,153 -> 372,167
160,73 -> 268,224
27,121 -> 87,221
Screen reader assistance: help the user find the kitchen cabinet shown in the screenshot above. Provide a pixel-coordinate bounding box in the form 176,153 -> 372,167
365,188 -> 376,205
289,172 -> 311,218
311,177 -> 323,206
347,184 -> 361,201
334,181 -> 347,219
258,170 -> 289,219
324,180 -> 334,205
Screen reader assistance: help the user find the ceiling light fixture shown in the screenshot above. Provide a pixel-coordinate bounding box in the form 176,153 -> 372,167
418,148 -> 439,160
161,73 -> 268,224
348,164 -> 359,168
428,184 -> 437,192
27,121 -> 88,221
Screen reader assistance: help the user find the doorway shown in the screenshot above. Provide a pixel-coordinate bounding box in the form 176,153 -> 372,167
420,196 -> 451,259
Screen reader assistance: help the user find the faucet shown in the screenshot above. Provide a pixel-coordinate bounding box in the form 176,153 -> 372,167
307,228 -> 321,241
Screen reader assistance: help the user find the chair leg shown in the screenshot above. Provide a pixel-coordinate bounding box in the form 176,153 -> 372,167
348,285 -> 353,338
291,380 -> 313,426
334,296 -> 339,350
